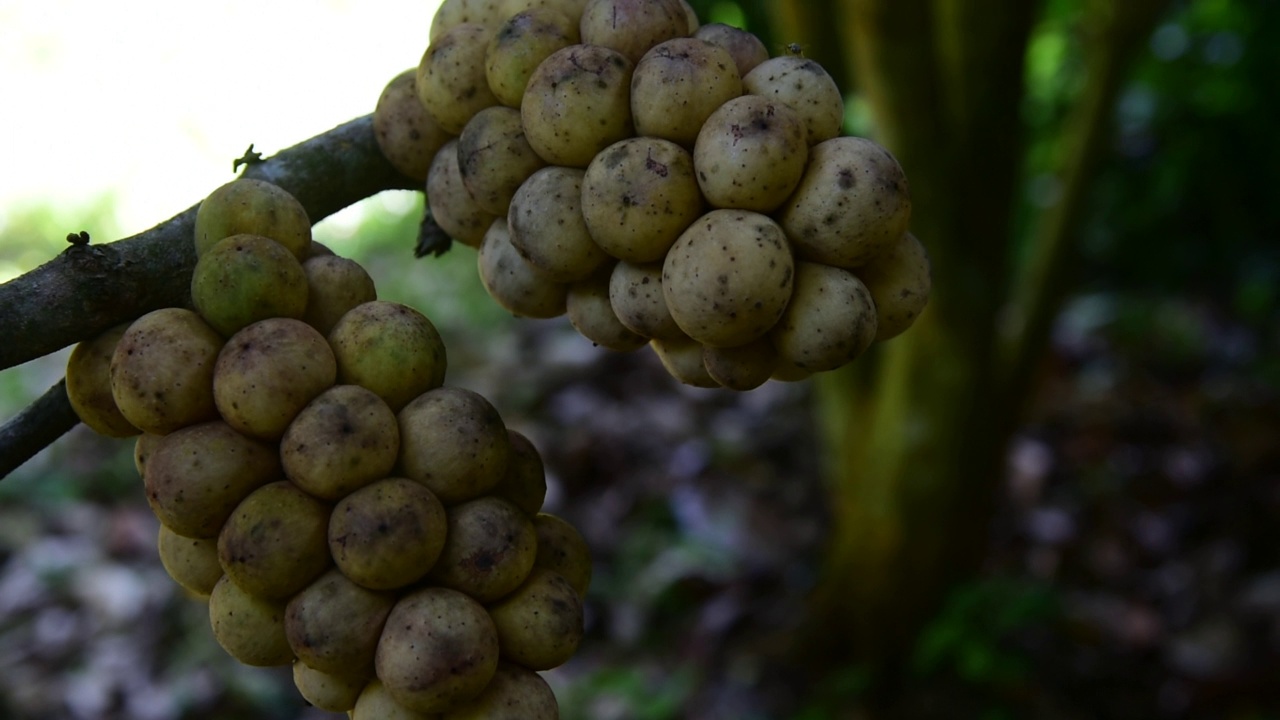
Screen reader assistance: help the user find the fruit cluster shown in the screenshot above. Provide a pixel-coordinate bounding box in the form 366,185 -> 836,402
373,0 -> 932,391
64,178 -> 588,718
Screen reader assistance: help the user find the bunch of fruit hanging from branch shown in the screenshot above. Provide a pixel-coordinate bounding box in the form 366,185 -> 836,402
377,0 -> 931,392
59,0 -> 931,716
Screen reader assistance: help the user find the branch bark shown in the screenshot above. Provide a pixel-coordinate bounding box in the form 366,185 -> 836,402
0,113 -> 414,372
0,381 -> 79,479
0,113 -> 417,479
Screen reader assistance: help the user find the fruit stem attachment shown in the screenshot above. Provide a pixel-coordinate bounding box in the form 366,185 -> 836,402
414,208 -> 452,258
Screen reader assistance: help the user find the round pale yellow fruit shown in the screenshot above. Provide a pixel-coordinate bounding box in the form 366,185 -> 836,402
777,136 -> 912,269
375,587 -> 500,713
581,136 -> 703,263
630,37 -> 742,148
456,105 -> 547,216
207,575 -> 293,667
609,260 -> 684,341
293,661 -> 369,714
770,261 -> 878,372
194,178 -> 311,261
489,429 -> 547,515
649,334 -> 720,388
190,234 -> 309,337
702,337 -> 778,391
351,679 -> 437,720
579,0 -> 688,65
328,477 -> 448,591
374,68 -> 453,182
532,512 -> 592,596
280,384 -> 400,502
428,496 -> 537,602
301,254 -> 378,337
485,8 -> 580,108
285,568 -> 396,676
417,23 -> 499,134
217,480 -> 332,599
109,308 -> 222,435
487,567 -> 584,670
693,22 -> 769,77
144,421 -> 280,539
520,44 -> 634,167
398,386 -> 511,505
855,231 -> 932,342
212,318 -> 336,441
692,94 -> 808,212
66,323 -> 139,438
477,218 -> 569,319
427,139 -> 498,249
567,265 -> 649,351
507,165 -> 607,283
742,55 -> 844,145
157,525 -> 222,597
441,662 -> 558,719
661,209 -> 794,347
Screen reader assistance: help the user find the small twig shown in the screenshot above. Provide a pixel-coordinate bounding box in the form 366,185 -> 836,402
233,143 -> 265,172
0,381 -> 80,480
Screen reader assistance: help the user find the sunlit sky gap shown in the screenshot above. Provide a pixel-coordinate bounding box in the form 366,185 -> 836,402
0,0 -> 443,275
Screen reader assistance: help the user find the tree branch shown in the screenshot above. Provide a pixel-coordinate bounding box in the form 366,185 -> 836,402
0,113 -> 415,372
0,113 -> 419,479
0,381 -> 79,479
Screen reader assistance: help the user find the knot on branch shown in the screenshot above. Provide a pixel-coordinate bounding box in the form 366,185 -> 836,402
60,241 -> 117,276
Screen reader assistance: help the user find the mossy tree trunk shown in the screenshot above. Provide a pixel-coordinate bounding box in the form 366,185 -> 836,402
761,0 -> 1174,672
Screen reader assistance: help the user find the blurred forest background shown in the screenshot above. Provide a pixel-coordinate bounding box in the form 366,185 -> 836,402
1,0 -> 1277,718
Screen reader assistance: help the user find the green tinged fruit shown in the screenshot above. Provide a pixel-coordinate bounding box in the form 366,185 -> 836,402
328,301 -> 447,412
487,567 -> 584,670
208,575 -> 293,667
132,433 -> 163,477
301,254 -> 378,336
217,481 -> 332,599
143,421 -> 280,538
194,178 -> 312,260
191,234 -> 309,338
